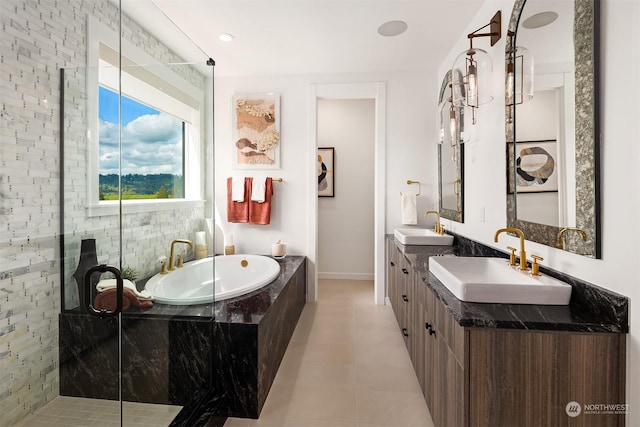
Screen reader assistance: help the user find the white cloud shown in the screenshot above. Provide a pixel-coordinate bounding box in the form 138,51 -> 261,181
99,113 -> 183,175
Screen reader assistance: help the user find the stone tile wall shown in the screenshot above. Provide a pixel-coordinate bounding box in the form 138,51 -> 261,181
0,1 -> 208,425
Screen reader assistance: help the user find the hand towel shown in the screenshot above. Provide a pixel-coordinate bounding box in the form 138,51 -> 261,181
251,177 -> 267,203
97,278 -> 153,300
231,177 -> 245,202
401,194 -> 417,225
249,177 -> 273,225
94,288 -> 154,312
227,177 -> 250,223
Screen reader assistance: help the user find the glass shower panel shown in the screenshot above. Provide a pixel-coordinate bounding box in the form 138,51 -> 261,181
59,58 -> 214,427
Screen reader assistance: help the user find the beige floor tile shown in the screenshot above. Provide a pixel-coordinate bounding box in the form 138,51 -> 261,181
355,343 -> 414,369
354,306 -> 400,332
301,340 -> 356,364
357,389 -> 432,426
286,385 -> 357,424
356,364 -> 423,394
354,326 -> 405,348
224,417 -> 251,427
305,322 -> 355,346
257,382 -> 295,421
291,360 -> 358,388
284,418 -> 356,426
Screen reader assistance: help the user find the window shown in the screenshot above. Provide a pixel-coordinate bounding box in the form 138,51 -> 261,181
86,16 -> 205,215
98,86 -> 185,200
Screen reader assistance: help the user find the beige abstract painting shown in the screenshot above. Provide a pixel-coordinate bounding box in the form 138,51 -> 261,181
232,93 -> 280,169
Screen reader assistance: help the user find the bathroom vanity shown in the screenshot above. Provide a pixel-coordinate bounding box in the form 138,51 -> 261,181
386,235 -> 628,427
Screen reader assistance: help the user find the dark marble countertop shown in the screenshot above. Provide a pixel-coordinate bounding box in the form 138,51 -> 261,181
389,235 -> 629,334
117,256 -> 306,322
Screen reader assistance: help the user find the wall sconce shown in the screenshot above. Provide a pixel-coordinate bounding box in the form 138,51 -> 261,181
452,11 -> 502,124
506,30 -> 534,106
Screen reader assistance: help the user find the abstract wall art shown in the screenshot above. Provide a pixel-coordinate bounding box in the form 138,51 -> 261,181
232,93 -> 280,169
318,147 -> 334,197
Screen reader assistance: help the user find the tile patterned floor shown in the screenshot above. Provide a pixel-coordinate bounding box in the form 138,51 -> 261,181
224,279 -> 435,427
16,279 -> 432,427
14,396 -> 182,426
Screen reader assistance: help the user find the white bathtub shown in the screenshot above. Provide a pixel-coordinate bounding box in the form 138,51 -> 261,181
145,255 -> 281,305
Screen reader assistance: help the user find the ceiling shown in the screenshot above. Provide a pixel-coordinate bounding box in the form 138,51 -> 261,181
117,0 -> 485,77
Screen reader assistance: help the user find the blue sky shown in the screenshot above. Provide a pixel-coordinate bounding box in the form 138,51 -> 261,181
99,86 -> 183,175
99,86 -> 159,125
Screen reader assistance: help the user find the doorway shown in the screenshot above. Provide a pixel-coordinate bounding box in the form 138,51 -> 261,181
317,98 -> 375,281
307,83 -> 386,305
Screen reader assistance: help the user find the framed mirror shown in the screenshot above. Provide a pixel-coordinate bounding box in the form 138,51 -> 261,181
506,0 -> 600,257
438,70 -> 464,223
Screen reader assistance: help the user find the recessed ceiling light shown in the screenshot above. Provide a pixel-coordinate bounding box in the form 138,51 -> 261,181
219,33 -> 235,42
522,11 -> 559,29
377,20 -> 408,37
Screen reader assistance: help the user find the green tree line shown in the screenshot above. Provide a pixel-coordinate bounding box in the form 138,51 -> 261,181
99,174 -> 184,200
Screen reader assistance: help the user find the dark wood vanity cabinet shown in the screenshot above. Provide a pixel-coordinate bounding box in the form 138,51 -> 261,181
386,241 -> 626,427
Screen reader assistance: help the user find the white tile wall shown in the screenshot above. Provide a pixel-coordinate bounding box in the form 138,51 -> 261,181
1,1 -> 209,425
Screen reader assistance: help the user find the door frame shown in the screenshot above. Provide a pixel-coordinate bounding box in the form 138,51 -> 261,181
307,82 -> 386,304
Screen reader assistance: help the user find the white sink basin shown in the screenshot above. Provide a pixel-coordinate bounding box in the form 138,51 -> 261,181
429,257 -> 572,305
394,228 -> 454,246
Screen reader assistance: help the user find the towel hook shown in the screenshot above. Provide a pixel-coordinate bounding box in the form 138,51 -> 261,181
401,180 -> 421,196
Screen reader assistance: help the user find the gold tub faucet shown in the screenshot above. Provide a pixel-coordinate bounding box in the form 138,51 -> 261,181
494,227 -> 528,271
169,239 -> 194,271
424,210 -> 443,235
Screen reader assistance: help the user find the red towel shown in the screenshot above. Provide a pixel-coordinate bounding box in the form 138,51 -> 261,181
227,177 -> 250,223
249,177 -> 273,225
94,288 -> 153,312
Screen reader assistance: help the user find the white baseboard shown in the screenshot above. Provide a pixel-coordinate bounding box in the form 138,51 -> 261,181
317,272 -> 375,281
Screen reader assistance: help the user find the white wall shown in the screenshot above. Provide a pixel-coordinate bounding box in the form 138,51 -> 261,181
317,99 -> 375,280
213,71 -> 439,256
437,0 -> 640,424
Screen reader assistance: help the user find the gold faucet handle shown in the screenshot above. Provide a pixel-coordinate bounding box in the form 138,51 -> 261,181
531,254 -> 544,276
177,253 -> 184,268
160,260 -> 168,275
439,223 -> 445,235
506,246 -> 517,266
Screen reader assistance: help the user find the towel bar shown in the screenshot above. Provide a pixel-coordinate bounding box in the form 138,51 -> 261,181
401,180 -> 421,196
271,177 -> 283,182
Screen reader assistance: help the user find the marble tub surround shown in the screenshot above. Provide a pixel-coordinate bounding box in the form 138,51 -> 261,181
212,256 -> 307,418
389,234 -> 629,333
59,314 -> 213,405
59,256 -> 306,423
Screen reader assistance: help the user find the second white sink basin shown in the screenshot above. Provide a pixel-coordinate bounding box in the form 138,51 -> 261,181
394,228 -> 454,246
429,257 -> 572,305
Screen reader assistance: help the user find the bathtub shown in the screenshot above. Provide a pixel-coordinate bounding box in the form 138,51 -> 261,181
144,255 -> 281,305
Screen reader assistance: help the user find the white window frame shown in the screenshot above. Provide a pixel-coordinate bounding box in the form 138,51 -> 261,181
86,16 -> 205,216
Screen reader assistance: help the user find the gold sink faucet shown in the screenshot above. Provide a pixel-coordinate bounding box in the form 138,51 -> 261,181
424,210 -> 443,235
169,239 -> 194,271
494,227 -> 528,271
557,227 -> 587,249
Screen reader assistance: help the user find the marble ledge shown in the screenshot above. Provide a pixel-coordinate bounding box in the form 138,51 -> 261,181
388,234 -> 629,334
111,256 -> 306,323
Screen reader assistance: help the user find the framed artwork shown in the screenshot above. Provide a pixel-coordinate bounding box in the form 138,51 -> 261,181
507,140 -> 559,193
232,93 -> 280,169
317,147 -> 334,197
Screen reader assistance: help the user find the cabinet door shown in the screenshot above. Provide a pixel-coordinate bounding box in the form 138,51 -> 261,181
432,330 -> 465,427
415,295 -> 426,395
429,287 -> 466,427
397,255 -> 411,344
422,284 -> 436,414
387,239 -> 400,319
